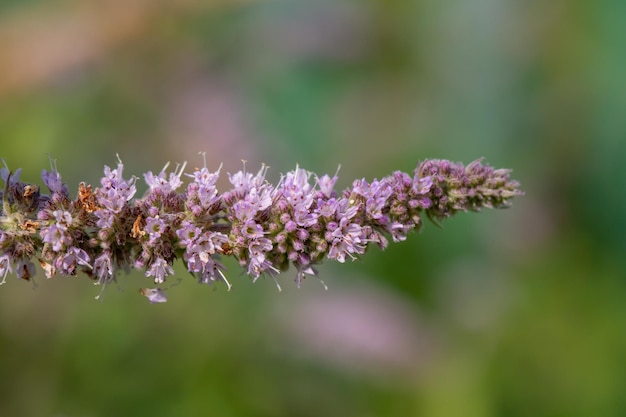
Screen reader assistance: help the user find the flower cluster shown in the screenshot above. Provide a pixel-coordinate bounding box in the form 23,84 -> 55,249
0,157 -> 522,302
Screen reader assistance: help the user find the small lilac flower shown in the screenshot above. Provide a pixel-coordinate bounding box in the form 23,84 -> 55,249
317,198 -> 339,218
100,188 -> 127,213
247,257 -> 278,280
39,209 -> 75,252
335,197 -> 359,221
53,210 -> 73,229
388,222 -> 412,242
95,210 -> 114,229
139,287 -> 168,303
293,207 -> 318,228
328,218 -> 365,263
198,262 -> 231,290
412,176 -> 433,195
279,166 -> 313,202
284,220 -> 297,233
184,231 -> 231,289
60,247 -> 92,275
41,167 -> 67,196
315,171 -> 338,198
145,216 -> 166,244
93,252 -> 114,284
248,237 -> 273,263
360,181 -> 392,221
193,234 -> 217,258
98,159 -> 137,212
241,221 -> 264,239
0,254 -> 12,285
41,224 -> 71,252
176,221 -> 202,246
0,166 -> 20,183
186,166 -> 222,208
15,259 -> 35,281
231,201 -> 258,223
228,164 -> 269,193
146,257 -> 174,284
144,162 -> 187,193
245,187 -> 272,212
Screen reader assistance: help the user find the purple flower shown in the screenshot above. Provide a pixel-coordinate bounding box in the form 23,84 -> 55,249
231,201 -> 258,223
144,162 -> 187,194
186,166 -> 222,209
388,222 -> 412,242
146,257 -> 174,284
41,168 -> 67,196
53,210 -> 72,228
317,198 -> 339,218
0,254 -> 12,285
328,217 -> 365,263
227,164 -> 269,193
93,252 -> 114,284
0,166 -> 20,184
412,176 -> 433,195
145,216 -> 167,244
60,247 -> 92,275
353,179 -> 392,221
98,160 -> 137,213
184,231 -> 231,289
176,221 -> 202,246
188,165 -> 221,187
241,221 -> 264,239
95,210 -> 115,229
15,259 -> 35,281
279,166 -> 313,201
39,209 -> 75,252
41,224 -> 71,252
139,287 -> 168,303
315,172 -> 338,198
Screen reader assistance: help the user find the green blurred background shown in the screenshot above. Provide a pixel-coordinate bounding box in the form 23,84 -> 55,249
0,0 -> 625,416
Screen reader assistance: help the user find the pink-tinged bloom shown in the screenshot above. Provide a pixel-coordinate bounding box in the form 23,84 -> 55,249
16,259 -> 35,281
186,166 -> 222,209
41,168 -> 67,195
52,210 -> 72,229
0,254 -> 12,285
412,176 -> 433,195
146,258 -> 174,284
145,216 -> 166,244
315,172 -> 338,198
60,247 -> 92,275
176,221 -> 202,246
41,224 -> 71,252
187,166 -> 221,188
228,164 -> 269,193
93,252 -> 114,284
144,162 -> 187,193
328,218 -> 365,263
99,160 -> 137,208
139,288 -> 168,303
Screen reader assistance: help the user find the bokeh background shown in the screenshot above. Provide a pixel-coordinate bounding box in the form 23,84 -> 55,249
0,0 -> 625,416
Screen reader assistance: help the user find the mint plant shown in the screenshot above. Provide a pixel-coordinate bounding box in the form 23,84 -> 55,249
0,157 -> 522,302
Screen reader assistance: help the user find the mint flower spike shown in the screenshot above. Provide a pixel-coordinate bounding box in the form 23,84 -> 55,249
0,157 -> 522,301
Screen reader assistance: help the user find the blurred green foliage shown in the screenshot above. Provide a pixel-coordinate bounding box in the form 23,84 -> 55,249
0,0 -> 625,416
